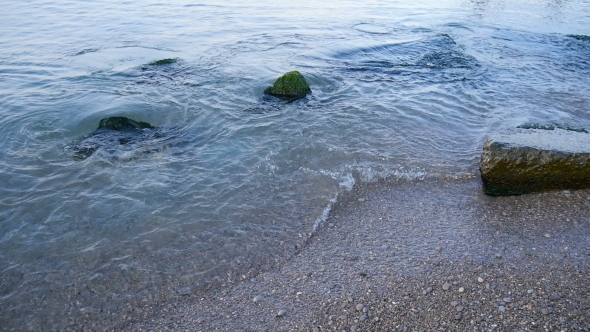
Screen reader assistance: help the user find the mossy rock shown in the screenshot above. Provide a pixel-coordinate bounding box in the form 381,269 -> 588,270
264,71 -> 311,100
480,128 -> 590,196
148,58 -> 178,66
98,116 -> 154,131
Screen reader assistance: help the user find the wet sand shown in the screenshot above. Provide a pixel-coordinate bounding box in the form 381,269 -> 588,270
128,177 -> 590,331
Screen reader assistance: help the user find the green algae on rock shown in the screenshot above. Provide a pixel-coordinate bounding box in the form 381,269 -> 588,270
148,58 -> 178,66
264,71 -> 311,100
480,128 -> 590,196
98,116 -> 154,131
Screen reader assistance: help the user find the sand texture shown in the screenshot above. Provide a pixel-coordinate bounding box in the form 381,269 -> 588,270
129,178 -> 590,331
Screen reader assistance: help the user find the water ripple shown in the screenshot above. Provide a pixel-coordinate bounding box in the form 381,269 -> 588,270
1,0 -> 589,330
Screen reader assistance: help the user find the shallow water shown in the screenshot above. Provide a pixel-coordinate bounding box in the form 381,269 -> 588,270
1,0 -> 589,329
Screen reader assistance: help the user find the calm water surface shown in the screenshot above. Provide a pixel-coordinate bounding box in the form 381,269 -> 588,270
1,0 -> 589,329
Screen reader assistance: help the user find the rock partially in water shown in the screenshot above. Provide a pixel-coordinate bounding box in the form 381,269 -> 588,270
98,116 -> 154,131
480,128 -> 590,196
264,71 -> 311,101
70,116 -> 162,161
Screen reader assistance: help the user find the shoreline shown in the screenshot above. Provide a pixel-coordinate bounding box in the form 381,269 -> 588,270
128,177 -> 590,331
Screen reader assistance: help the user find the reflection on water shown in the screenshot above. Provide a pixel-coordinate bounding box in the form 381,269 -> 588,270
468,0 -> 495,15
465,0 -> 587,25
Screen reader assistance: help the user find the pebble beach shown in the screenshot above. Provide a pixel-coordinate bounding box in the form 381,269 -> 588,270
129,178 -> 590,331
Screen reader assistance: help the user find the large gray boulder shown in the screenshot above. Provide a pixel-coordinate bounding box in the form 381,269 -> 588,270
480,128 -> 590,196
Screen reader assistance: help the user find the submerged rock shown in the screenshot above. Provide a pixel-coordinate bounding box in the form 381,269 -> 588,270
568,35 -> 590,42
517,123 -> 588,133
70,116 -> 160,161
417,50 -> 477,69
148,58 -> 178,66
264,71 -> 311,101
98,116 -> 154,131
480,128 -> 590,196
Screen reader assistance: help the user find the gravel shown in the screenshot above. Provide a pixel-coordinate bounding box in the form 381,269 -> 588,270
128,178 -> 590,332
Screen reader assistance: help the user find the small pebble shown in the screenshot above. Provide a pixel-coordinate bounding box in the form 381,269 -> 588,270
356,304 -> 364,311
253,295 -> 263,303
456,305 -> 464,312
360,315 -> 369,322
451,301 -> 459,307
454,314 -> 462,320
435,246 -> 442,252
541,308 -> 550,315
527,289 -> 533,294
499,306 -> 506,312
495,253 -> 502,259
544,234 -> 551,238
477,277 -> 484,283
422,287 -> 433,295
443,283 -> 451,291
312,328 -> 320,332
459,287 -> 465,293
549,294 -> 560,300
350,326 -> 358,332
373,317 -> 380,322
503,297 -> 512,303
276,310 -> 286,317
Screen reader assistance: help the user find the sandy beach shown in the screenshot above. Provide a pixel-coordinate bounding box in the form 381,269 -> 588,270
127,177 -> 590,331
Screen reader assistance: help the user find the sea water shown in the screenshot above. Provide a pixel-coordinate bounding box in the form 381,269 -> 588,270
1,0 -> 589,329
